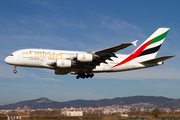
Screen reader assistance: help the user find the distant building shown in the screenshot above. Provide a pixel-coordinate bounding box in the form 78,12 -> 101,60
0,110 -> 9,114
24,105 -> 28,109
63,110 -> 83,116
0,110 -> 5,114
120,114 -> 128,117
7,115 -> 29,120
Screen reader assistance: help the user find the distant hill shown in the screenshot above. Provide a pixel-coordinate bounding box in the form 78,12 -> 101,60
0,96 -> 177,110
163,98 -> 180,109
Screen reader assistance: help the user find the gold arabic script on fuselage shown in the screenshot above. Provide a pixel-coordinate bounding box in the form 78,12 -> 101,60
29,51 -> 74,59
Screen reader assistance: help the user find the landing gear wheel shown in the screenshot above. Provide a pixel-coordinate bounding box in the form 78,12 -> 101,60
13,70 -> 17,74
76,72 -> 94,79
13,66 -> 17,74
90,73 -> 94,78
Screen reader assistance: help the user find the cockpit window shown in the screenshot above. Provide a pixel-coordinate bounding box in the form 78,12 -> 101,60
10,54 -> 13,56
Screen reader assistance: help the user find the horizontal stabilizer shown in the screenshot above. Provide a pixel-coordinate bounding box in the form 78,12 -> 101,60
140,55 -> 175,64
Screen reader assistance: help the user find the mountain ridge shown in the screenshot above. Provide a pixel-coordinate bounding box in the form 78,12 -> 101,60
0,96 -> 177,110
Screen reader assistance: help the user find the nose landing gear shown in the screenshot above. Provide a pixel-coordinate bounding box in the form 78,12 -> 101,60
13,66 -> 17,74
76,72 -> 94,79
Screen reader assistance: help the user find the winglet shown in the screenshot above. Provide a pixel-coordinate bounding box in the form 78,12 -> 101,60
132,40 -> 138,46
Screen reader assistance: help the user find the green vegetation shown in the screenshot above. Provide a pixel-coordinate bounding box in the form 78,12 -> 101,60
152,109 -> 162,118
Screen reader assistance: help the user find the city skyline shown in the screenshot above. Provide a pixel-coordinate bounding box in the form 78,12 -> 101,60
0,95 -> 178,110
0,0 -> 180,105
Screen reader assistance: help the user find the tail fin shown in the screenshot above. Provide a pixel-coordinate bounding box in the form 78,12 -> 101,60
135,28 -> 170,59
113,28 -> 170,67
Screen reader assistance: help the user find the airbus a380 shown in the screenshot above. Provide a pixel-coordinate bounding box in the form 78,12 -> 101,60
5,28 -> 174,79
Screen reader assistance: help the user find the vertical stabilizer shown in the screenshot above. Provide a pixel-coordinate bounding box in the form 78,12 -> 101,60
136,28 -> 170,59
113,28 -> 170,67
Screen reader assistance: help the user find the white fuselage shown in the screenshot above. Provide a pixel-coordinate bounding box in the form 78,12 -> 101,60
4,28 -> 173,79
4,49 -> 161,73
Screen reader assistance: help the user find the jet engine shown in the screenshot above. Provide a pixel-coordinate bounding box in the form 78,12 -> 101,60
56,59 -> 71,68
77,53 -> 93,62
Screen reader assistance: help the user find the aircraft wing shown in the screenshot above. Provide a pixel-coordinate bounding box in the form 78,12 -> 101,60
140,55 -> 175,64
93,40 -> 138,53
77,40 -> 138,71
44,40 -> 138,72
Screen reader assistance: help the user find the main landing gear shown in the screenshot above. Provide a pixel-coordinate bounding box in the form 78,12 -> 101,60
13,66 -> 17,74
76,72 -> 94,79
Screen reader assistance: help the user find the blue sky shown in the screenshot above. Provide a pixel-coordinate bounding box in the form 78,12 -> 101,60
0,0 -> 180,106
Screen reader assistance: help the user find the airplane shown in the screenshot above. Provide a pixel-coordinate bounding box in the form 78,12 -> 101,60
4,28 -> 174,79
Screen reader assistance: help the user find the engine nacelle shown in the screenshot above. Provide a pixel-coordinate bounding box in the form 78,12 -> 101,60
56,59 -> 71,68
77,53 -> 93,62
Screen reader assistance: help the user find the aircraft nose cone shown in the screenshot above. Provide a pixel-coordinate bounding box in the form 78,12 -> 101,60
4,56 -> 10,64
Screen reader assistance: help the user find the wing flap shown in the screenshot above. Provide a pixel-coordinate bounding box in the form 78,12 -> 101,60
140,55 -> 175,64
